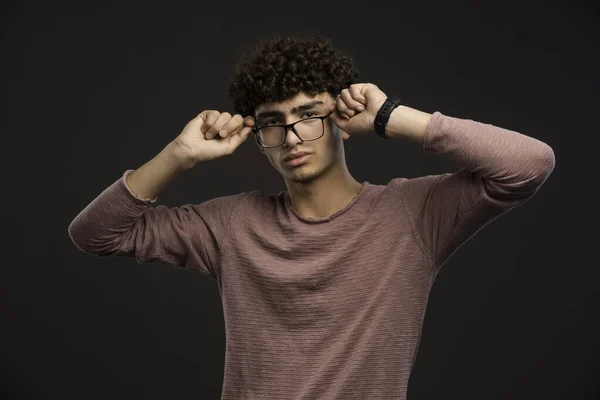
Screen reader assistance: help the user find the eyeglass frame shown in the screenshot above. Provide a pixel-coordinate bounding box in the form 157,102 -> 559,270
252,111 -> 335,148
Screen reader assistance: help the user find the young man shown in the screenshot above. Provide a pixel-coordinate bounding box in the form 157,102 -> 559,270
69,37 -> 555,399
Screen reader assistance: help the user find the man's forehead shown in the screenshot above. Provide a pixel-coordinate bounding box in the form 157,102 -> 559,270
255,92 -> 332,114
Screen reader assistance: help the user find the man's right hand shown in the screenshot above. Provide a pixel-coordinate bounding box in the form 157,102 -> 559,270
173,110 -> 255,167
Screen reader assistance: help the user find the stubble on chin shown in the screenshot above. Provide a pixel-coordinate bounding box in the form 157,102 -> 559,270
284,158 -> 332,183
288,169 -> 320,183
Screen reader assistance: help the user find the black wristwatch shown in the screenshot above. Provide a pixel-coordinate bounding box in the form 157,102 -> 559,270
374,97 -> 403,138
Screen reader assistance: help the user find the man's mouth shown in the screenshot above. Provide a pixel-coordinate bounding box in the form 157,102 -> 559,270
283,153 -> 311,167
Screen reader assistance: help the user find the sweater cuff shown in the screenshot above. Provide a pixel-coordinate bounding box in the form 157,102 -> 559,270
121,169 -> 158,204
422,111 -> 447,154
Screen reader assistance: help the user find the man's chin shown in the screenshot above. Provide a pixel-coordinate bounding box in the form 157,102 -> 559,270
285,168 -> 321,184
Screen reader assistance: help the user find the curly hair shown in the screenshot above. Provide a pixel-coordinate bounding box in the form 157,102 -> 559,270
228,36 -> 358,117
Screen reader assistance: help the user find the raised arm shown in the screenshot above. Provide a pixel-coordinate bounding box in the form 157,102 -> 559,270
68,110 -> 255,279
331,83 -> 555,269
396,109 -> 554,268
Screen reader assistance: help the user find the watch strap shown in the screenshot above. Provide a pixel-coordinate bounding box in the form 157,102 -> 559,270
374,97 -> 402,138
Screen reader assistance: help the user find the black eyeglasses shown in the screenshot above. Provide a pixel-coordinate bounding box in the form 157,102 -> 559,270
253,111 -> 334,148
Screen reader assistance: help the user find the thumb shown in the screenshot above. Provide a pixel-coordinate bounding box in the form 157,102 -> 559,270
227,125 -> 253,151
330,110 -> 348,131
243,115 -> 256,127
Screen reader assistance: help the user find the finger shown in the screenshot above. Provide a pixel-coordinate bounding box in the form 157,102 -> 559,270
199,110 -> 220,135
349,85 -> 367,105
336,94 -> 355,118
341,88 -> 365,113
342,131 -> 350,141
218,114 -> 244,138
218,115 -> 255,139
206,112 -> 232,139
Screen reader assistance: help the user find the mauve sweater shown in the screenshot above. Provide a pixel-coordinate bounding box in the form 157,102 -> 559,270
68,111 -> 555,399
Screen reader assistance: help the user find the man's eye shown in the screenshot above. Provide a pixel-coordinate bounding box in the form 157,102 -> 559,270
301,112 -> 317,118
265,119 -> 280,125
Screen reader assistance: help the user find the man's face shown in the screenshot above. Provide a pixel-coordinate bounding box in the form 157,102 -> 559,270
254,91 -> 345,184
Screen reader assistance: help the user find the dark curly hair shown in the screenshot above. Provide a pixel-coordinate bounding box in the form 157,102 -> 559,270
228,35 -> 358,117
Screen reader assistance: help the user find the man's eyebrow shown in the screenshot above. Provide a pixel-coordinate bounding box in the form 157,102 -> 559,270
291,100 -> 325,114
256,100 -> 325,120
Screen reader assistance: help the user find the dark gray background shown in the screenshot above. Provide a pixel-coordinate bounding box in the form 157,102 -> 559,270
3,0 -> 598,398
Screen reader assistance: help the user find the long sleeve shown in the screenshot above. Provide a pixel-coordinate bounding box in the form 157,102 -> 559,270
396,112 -> 555,270
68,170 -> 247,280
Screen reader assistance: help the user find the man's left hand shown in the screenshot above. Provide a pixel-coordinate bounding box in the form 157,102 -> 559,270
330,83 -> 388,139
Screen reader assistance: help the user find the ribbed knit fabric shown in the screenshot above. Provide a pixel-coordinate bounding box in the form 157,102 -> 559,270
68,112 -> 555,399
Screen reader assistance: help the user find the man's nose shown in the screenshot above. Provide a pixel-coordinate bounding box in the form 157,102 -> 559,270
283,127 -> 303,148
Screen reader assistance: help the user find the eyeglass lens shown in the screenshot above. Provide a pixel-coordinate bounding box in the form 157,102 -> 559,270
258,118 -> 323,147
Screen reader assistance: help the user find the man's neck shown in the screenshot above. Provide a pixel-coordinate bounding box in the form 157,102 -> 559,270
286,166 -> 363,220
